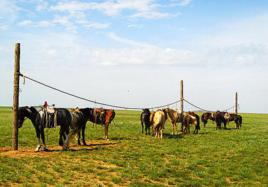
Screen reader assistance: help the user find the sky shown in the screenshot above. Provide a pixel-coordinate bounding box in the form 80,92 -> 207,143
0,0 -> 268,113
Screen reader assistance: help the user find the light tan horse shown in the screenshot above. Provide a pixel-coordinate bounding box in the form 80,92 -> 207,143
163,108 -> 183,135
149,110 -> 168,139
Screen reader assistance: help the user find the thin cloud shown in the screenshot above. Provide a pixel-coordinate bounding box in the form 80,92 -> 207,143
51,0 -> 181,19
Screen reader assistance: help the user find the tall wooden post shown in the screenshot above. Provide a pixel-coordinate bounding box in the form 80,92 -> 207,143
235,92 -> 238,114
180,80 -> 184,118
12,43 -> 20,150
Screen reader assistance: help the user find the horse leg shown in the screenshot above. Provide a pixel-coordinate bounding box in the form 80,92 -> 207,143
40,129 -> 48,151
59,128 -> 65,146
34,128 -> 42,152
81,124 -> 87,145
203,121 -> 207,128
104,124 -> 109,140
172,122 -> 175,135
224,121 -> 227,129
141,122 -> 144,134
77,129 -> 81,145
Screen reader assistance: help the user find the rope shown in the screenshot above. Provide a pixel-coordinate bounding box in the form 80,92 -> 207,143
183,98 -> 211,112
183,98 -> 239,113
19,73 -> 181,110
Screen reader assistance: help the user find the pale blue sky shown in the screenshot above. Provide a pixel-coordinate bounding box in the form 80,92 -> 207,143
1,0 -> 268,113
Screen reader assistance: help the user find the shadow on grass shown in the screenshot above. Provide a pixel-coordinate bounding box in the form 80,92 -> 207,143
162,133 -> 184,139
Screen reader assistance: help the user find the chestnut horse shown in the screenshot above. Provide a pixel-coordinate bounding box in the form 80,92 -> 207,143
88,108 -> 115,140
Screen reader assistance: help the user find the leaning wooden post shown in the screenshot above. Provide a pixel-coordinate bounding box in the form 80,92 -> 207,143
235,92 -> 238,114
12,43 -> 20,150
180,80 -> 184,124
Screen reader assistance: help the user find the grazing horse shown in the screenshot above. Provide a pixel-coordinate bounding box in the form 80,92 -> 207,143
88,108 -> 115,140
149,110 -> 168,139
224,113 -> 243,129
18,106 -> 71,151
201,112 -> 216,128
214,111 -> 228,129
140,109 -> 151,135
183,112 -> 200,134
163,108 -> 182,135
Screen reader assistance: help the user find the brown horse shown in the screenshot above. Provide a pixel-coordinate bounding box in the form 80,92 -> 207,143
89,108 -> 116,140
150,110 -> 168,139
201,112 -> 216,128
163,108 -> 183,135
183,112 -> 200,134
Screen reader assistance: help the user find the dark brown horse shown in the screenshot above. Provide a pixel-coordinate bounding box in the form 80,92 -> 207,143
201,112 -> 216,128
182,112 -> 200,134
214,111 -> 228,129
224,113 -> 243,129
140,108 -> 151,135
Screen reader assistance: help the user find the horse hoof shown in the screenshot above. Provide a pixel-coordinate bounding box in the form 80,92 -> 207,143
62,146 -> 69,151
35,145 -> 41,152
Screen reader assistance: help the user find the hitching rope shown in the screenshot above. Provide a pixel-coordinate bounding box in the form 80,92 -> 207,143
19,73 -> 181,110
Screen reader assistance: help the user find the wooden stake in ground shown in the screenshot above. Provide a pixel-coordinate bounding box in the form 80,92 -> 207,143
235,92 -> 238,114
180,80 -> 184,122
13,43 -> 20,150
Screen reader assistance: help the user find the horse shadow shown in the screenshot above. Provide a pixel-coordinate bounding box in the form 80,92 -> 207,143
162,133 -> 184,139
44,142 -> 118,152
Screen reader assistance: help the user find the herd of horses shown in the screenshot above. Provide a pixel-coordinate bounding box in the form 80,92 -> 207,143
141,108 -> 242,138
17,105 -> 242,151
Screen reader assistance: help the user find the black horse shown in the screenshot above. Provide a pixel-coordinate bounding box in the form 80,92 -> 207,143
140,108 -> 151,135
18,106 -> 71,151
68,108 -> 93,145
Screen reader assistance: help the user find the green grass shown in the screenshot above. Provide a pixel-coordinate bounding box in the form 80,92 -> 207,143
0,107 -> 267,186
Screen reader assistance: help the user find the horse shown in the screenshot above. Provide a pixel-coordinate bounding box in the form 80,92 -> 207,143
149,110 -> 168,139
18,106 -> 71,151
67,107 -> 93,146
140,108 -> 151,135
201,112 -> 216,128
214,111 -> 228,129
182,112 -> 200,134
224,113 -> 243,129
87,108 -> 115,140
163,108 -> 183,135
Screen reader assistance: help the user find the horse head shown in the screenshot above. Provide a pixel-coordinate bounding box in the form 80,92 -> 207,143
18,106 -> 34,128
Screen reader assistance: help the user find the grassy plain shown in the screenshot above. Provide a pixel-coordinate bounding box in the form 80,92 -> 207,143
0,107 -> 267,186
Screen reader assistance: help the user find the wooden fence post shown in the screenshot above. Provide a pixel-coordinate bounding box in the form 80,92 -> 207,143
12,43 -> 20,150
180,80 -> 184,123
235,92 -> 238,114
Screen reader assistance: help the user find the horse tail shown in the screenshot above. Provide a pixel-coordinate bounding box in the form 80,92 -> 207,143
54,110 -> 58,127
195,114 -> 200,130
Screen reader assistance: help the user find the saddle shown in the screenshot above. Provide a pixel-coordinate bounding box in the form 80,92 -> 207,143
43,106 -> 56,128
